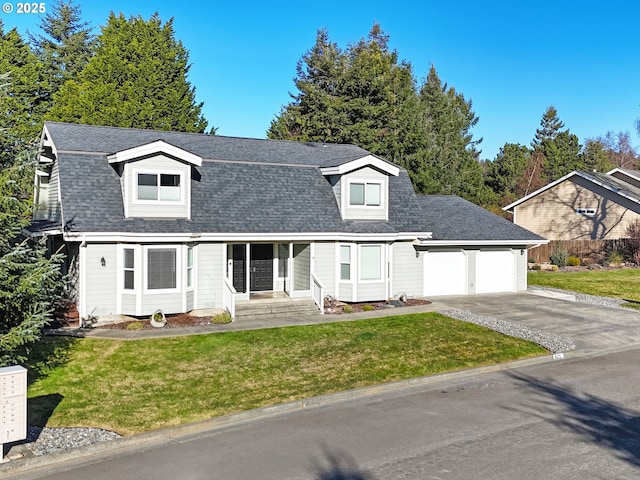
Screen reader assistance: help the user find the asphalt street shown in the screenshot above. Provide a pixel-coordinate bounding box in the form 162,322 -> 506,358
6,347 -> 640,480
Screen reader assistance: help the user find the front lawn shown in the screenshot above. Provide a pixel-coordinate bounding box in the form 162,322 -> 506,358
27,313 -> 545,435
528,268 -> 640,301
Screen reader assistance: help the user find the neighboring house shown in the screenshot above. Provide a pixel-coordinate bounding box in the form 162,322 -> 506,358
503,168 -> 640,241
28,122 -> 545,323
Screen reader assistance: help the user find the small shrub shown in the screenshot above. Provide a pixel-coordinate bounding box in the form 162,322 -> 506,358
126,321 -> 143,331
608,250 -> 624,267
528,257 -> 536,264
342,305 -> 354,314
211,311 -> 233,324
550,247 -> 568,267
581,257 -> 593,266
531,264 -> 542,271
362,305 -> 375,311
551,265 -> 559,272
566,256 -> 581,266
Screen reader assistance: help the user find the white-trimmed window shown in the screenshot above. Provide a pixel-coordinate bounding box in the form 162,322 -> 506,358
340,245 -> 351,281
147,248 -> 177,290
186,246 -> 194,288
360,245 -> 382,281
349,181 -> 381,207
136,172 -> 182,202
576,207 -> 596,217
278,244 -> 289,278
123,248 -> 135,290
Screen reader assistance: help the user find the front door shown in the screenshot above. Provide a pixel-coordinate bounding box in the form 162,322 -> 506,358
250,244 -> 273,291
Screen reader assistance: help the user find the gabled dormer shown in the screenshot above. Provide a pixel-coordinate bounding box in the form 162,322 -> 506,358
107,140 -> 202,219
321,154 -> 400,221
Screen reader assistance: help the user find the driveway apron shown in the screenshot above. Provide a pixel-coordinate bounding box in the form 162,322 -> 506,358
434,292 -> 640,353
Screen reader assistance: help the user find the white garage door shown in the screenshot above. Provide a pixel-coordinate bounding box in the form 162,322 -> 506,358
423,250 -> 467,296
476,250 -> 516,294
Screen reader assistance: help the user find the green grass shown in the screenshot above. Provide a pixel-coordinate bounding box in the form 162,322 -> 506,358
27,313 -> 545,435
528,268 -> 640,301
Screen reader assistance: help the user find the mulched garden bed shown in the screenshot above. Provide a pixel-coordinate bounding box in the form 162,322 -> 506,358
325,298 -> 431,314
48,298 -> 432,330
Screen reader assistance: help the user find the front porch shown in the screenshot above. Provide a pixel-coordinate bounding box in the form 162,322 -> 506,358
223,242 -> 325,319
234,294 -> 321,322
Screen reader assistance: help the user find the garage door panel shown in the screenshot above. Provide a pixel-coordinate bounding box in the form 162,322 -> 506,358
476,250 -> 515,293
424,251 -> 467,296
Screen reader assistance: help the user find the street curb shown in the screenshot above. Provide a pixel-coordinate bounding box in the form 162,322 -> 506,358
0,347 -> 595,479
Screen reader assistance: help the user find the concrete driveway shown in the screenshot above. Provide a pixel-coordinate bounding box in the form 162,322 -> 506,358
434,291 -> 640,353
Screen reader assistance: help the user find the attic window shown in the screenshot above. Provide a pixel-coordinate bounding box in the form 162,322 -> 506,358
576,208 -> 596,217
137,172 -> 181,202
349,182 -> 381,207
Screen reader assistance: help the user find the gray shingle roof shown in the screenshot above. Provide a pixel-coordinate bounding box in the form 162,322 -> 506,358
44,122 -> 371,167
416,196 -> 547,242
580,171 -> 640,207
38,122 -> 544,242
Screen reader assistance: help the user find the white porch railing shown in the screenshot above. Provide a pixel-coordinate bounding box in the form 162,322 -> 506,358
311,273 -> 325,314
223,277 -> 237,320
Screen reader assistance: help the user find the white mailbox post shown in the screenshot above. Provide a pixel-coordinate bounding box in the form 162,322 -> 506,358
0,365 -> 27,463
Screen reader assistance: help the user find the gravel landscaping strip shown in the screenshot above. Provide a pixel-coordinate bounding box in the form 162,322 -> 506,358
529,286 -> 629,309
19,426 -> 122,457
440,308 -> 577,354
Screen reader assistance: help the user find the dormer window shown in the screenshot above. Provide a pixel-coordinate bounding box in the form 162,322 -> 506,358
135,171 -> 183,202
349,181 -> 382,207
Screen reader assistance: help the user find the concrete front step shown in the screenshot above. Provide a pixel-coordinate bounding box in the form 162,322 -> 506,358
235,298 -> 320,320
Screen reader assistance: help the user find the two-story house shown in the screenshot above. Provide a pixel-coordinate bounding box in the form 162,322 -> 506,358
28,122 -> 546,324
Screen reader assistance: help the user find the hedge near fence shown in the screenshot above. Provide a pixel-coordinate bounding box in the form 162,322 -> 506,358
528,239 -> 634,264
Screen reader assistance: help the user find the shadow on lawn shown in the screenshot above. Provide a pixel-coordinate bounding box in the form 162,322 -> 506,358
505,371 -> 640,468
24,335 -> 77,386
23,335 -> 76,426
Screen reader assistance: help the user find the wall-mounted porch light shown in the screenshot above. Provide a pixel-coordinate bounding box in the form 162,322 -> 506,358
100,257 -> 106,267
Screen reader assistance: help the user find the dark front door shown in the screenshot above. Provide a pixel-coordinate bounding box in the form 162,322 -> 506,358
250,244 -> 273,291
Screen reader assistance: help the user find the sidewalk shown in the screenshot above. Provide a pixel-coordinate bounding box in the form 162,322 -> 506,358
49,302 -> 442,340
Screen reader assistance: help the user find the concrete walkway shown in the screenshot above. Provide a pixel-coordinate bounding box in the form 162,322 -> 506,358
52,302 -> 441,340
56,291 -> 640,354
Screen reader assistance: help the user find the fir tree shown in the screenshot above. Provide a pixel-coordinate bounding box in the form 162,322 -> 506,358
269,24 -> 421,162
409,65 -> 486,203
270,25 -> 484,202
29,0 -> 95,101
48,12 -> 207,133
0,21 -> 49,167
0,151 -> 64,367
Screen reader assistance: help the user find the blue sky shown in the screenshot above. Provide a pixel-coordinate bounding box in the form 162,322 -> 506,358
2,0 -> 639,160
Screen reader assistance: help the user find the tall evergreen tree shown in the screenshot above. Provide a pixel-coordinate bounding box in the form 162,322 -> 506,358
29,0 -> 94,102
270,26 -> 484,202
485,143 -> 531,202
532,105 -> 564,148
47,12 -> 207,132
582,138 -> 616,173
268,28 -> 347,142
531,106 -> 582,182
408,65 -> 485,202
0,21 -> 48,167
0,152 -> 65,367
269,24 -> 420,164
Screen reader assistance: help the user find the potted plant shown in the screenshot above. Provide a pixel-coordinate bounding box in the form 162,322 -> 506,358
150,309 -> 166,328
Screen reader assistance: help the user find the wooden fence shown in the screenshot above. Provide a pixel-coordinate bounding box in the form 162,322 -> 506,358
528,239 -> 634,264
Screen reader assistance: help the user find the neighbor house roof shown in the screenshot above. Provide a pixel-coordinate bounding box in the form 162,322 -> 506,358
502,170 -> 640,212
